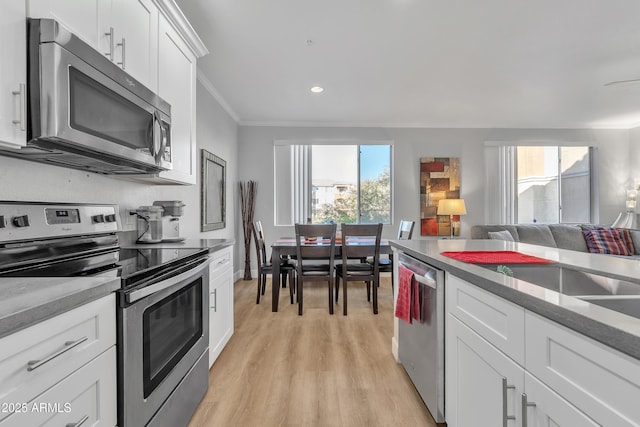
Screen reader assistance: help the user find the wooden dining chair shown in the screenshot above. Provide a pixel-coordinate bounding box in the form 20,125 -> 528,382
253,220 -> 295,305
294,223 -> 337,315
335,223 -> 383,315
369,220 -> 414,289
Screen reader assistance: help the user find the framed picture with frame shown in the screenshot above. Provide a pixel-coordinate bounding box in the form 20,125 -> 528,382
201,149 -> 226,231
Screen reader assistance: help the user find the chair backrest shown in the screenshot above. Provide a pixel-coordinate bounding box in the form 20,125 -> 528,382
340,223 -> 383,269
294,223 -> 337,273
398,220 -> 415,240
252,220 -> 268,267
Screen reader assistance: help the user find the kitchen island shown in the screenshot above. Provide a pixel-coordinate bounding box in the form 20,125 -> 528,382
391,238 -> 640,427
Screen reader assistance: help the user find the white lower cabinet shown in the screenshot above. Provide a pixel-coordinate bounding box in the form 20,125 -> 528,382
446,313 -> 524,427
209,246 -> 234,367
0,294 -> 117,426
446,275 -> 640,427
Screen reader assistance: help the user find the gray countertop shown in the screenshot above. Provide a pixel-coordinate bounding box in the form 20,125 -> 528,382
0,275 -> 120,339
0,238 -> 234,339
391,238 -> 640,360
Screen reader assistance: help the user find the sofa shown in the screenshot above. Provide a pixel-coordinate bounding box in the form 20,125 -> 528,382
470,224 -> 640,258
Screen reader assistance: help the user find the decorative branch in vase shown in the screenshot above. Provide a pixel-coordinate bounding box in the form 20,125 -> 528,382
240,180 -> 257,280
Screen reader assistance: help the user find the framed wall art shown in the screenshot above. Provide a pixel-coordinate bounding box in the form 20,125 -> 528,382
420,157 -> 461,236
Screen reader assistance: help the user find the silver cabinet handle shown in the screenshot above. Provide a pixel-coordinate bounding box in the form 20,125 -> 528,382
502,377 -> 516,427
66,415 -> 89,427
104,27 -> 114,60
27,336 -> 89,371
117,38 -> 126,69
11,83 -> 26,131
211,289 -> 217,311
521,393 -> 536,427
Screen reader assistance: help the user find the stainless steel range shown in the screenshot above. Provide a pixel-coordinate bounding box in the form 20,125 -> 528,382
0,202 -> 210,427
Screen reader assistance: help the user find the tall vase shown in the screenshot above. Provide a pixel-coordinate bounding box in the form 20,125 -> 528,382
240,180 -> 257,280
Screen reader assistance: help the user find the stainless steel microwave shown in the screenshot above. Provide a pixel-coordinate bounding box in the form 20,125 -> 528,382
0,19 -> 171,175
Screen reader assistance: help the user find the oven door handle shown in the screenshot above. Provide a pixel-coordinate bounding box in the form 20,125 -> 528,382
126,256 -> 212,303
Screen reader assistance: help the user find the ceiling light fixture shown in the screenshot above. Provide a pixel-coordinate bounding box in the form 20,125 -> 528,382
310,86 -> 324,93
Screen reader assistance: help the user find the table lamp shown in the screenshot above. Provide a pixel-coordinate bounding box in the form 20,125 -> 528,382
438,199 -> 467,239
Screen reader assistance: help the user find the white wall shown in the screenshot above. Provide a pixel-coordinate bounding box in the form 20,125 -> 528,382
236,126 -> 630,271
0,78 -> 239,270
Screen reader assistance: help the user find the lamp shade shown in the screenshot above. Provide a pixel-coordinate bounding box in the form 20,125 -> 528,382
438,199 -> 467,216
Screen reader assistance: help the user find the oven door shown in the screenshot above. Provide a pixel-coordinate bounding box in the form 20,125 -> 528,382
118,257 -> 210,427
32,35 -> 171,171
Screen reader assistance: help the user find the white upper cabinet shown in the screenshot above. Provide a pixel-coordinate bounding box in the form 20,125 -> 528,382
156,13 -> 197,185
0,1 -> 27,148
28,0 -> 158,89
104,0 -> 158,89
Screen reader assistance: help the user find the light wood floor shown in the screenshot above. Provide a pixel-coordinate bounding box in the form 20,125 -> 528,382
188,275 -> 437,427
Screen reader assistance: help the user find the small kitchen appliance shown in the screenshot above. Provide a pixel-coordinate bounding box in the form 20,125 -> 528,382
153,201 -> 186,242
135,205 -> 164,243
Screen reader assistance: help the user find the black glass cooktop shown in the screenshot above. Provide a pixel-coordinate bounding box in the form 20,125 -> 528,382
118,247 -> 207,279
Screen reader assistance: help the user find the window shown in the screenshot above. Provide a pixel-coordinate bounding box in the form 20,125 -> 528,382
516,146 -> 591,224
485,144 -> 595,224
274,144 -> 392,225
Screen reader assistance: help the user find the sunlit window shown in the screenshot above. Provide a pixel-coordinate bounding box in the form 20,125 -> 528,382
274,144 -> 392,225
516,146 -> 591,224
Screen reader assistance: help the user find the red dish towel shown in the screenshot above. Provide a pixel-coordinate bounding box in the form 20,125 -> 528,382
440,251 -> 553,264
395,264 -> 413,324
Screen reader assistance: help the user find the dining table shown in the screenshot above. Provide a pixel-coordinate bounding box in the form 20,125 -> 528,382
270,237 -> 392,312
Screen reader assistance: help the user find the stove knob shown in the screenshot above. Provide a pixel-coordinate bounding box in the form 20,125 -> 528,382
105,214 -> 117,223
0,216 -> 5,228
92,214 -> 105,223
12,215 -> 30,228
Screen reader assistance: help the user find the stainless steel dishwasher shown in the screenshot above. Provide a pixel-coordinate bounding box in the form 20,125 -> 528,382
397,252 -> 445,425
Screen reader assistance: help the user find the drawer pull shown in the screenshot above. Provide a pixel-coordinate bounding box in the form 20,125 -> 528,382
502,377 -> 516,427
66,415 -> 89,427
521,393 -> 536,427
27,336 -> 89,371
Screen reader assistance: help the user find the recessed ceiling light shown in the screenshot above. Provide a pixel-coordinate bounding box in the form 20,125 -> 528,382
310,86 -> 324,93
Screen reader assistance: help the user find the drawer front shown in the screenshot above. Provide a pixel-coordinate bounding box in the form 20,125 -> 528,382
526,312 -> 640,426
446,274 -> 525,364
0,346 -> 117,427
209,246 -> 233,279
0,294 -> 115,421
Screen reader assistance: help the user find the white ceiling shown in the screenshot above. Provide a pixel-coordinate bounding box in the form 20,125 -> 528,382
176,0 -> 640,129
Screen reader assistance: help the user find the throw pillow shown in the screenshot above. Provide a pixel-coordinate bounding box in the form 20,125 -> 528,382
581,227 -> 632,256
615,228 -> 636,254
488,230 -> 515,242
630,230 -> 640,255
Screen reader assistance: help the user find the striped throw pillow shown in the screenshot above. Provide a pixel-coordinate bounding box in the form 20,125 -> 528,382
582,227 -> 632,256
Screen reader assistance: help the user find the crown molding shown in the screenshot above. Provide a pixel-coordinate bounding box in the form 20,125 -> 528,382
154,0 -> 209,57
197,69 -> 240,123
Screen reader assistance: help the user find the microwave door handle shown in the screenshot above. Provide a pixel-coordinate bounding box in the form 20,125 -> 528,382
151,111 -> 162,163
159,119 -> 168,162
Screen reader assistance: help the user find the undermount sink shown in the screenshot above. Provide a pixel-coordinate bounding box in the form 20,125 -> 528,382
578,296 -> 640,320
478,263 -> 640,297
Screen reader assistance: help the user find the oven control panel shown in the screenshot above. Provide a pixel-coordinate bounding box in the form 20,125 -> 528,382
0,202 -> 121,243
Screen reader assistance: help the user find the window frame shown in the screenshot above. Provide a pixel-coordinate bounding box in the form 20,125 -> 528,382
273,141 -> 393,226
484,142 -> 598,225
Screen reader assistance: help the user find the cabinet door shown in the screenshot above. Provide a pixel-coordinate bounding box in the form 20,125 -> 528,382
446,314 -> 524,427
523,372 -> 599,427
0,1 -> 27,148
157,14 -> 197,185
209,248 -> 234,367
27,0 -> 107,50
109,0 -> 158,88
